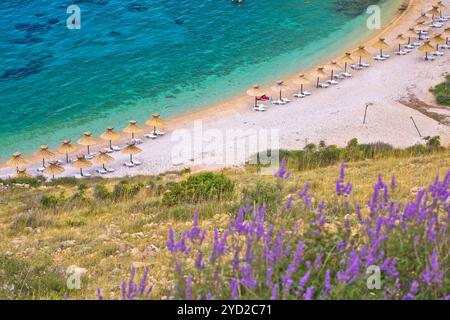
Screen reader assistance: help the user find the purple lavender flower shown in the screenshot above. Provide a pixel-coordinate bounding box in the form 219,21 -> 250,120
422,250 -> 444,286
230,278 -> 239,300
186,276 -> 192,300
303,287 -> 314,300
270,284 -> 278,300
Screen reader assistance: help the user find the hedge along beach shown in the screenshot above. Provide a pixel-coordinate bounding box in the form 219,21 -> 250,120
0,0 -> 449,179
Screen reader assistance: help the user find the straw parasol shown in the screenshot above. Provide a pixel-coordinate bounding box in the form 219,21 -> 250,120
293,74 -> 311,95
435,1 -> 448,16
123,120 -> 143,139
339,53 -> 356,73
326,61 -> 343,80
414,22 -> 430,34
94,149 -> 115,170
57,140 -> 77,163
394,34 -> 408,52
271,80 -> 289,100
419,41 -> 436,60
36,145 -> 55,168
247,85 -> 265,107
71,155 -> 92,176
121,142 -> 142,163
416,13 -> 433,25
146,114 -> 165,135
43,161 -> 65,179
100,127 -> 121,149
16,168 -> 32,178
77,131 -> 99,155
404,28 -> 419,44
427,5 -> 441,18
311,67 -> 328,88
444,27 -> 450,45
353,46 -> 371,65
372,38 -> 390,57
6,152 -> 28,172
430,33 -> 446,51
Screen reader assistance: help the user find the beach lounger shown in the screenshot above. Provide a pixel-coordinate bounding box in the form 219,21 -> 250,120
372,55 -> 386,61
124,162 -> 135,168
85,154 -> 94,160
111,146 -> 121,151
350,64 -> 363,70
431,51 -> 444,56
419,36 -> 430,41
106,168 -> 115,173
145,133 -> 158,139
318,83 -> 330,88
132,138 -> 144,144
281,98 -> 291,103
340,72 -> 352,78
411,42 -> 421,47
431,22 -> 444,28
326,79 -> 339,85
155,130 -> 165,136
404,44 -> 415,50
395,51 -> 407,56
253,106 -> 267,112
424,56 -> 436,61
303,91 -> 312,96
441,44 -> 450,50
272,100 -> 286,105
132,160 -> 142,166
96,169 -> 108,175
294,92 -> 306,98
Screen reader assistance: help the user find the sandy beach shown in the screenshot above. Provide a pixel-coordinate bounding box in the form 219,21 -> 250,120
1,0 -> 449,179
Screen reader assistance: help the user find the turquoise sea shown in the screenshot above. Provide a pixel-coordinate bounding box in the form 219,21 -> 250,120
0,0 -> 402,159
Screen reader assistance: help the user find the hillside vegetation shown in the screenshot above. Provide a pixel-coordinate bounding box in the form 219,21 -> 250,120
0,139 -> 448,300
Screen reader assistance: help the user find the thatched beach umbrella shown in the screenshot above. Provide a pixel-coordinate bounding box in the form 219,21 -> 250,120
293,74 -> 311,95
394,34 -> 408,52
353,46 -> 371,65
339,53 -> 356,73
57,140 -> 77,164
36,145 -> 55,168
372,38 -> 390,57
444,27 -> 450,45
430,33 -> 446,51
146,114 -> 165,135
100,127 -> 121,149
123,120 -> 143,139
121,142 -> 142,163
43,162 -> 65,179
416,13 -> 433,25
94,149 -> 115,170
311,67 -> 328,88
271,80 -> 289,100
435,1 -> 448,16
414,22 -> 430,34
6,152 -> 28,172
419,41 -> 436,60
77,131 -> 99,155
71,155 -> 92,176
16,168 -> 32,178
404,28 -> 419,44
246,85 -> 265,108
427,5 -> 441,19
326,61 -> 343,80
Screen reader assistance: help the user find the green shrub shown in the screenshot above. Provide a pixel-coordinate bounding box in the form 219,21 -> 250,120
41,195 -> 60,208
0,254 -> 67,299
162,172 -> 235,206
1,176 -> 44,188
94,184 -> 111,200
430,75 -> 450,105
242,181 -> 279,209
111,181 -> 143,200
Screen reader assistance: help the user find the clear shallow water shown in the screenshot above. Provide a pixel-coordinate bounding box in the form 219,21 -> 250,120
0,0 -> 400,159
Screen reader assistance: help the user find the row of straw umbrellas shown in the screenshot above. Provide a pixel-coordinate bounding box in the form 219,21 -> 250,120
6,114 -> 166,179
247,2 -> 449,105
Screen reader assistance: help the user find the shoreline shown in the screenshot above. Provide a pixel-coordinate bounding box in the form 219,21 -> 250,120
0,0 -> 409,167
2,0 -> 450,179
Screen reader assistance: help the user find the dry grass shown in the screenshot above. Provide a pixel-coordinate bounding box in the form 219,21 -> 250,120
0,152 -> 448,299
